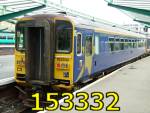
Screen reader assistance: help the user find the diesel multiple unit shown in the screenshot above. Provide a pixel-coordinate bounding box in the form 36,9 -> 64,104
15,14 -> 150,91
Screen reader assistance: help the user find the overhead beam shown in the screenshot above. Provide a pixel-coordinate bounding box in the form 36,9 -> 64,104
0,28 -> 14,34
0,28 -> 8,31
0,30 -> 14,33
134,19 -> 150,27
108,3 -> 150,16
0,5 -> 45,22
0,1 -> 33,6
6,20 -> 16,24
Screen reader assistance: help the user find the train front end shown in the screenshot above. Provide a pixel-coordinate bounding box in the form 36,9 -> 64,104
15,15 -> 74,91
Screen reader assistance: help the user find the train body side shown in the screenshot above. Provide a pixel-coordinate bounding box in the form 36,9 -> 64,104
14,14 -> 148,91
73,27 -> 146,83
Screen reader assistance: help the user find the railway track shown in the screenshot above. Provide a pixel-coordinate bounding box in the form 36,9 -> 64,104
0,83 -> 29,113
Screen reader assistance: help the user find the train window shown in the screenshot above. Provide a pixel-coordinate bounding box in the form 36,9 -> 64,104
115,38 -> 120,51
110,43 -> 114,51
135,42 -> 137,48
141,40 -> 145,47
85,36 -> 92,56
116,39 -> 120,42
132,40 -> 136,48
114,43 -> 120,51
137,40 -> 140,47
128,40 -> 132,48
109,38 -> 114,42
124,39 -> 129,49
138,40 -> 144,47
95,35 -> 99,55
7,36 -> 13,40
76,33 -> 82,56
133,43 -> 135,48
138,41 -> 141,47
56,20 -> 73,53
16,27 -> 25,50
109,38 -> 115,51
120,39 -> 124,50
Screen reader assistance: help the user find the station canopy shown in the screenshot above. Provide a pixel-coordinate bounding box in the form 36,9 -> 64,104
0,0 -> 148,34
1,0 -> 105,32
105,0 -> 150,28
0,0 -> 107,23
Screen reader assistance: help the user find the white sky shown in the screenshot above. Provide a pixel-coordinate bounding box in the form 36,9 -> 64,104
50,0 -> 138,25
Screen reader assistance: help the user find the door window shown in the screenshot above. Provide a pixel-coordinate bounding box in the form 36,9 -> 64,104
95,35 -> 100,55
85,36 -> 92,56
56,20 -> 73,53
76,33 -> 82,56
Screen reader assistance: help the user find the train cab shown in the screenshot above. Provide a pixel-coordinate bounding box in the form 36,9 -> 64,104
15,14 -> 74,90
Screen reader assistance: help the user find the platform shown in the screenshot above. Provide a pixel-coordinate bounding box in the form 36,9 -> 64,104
0,55 -> 15,86
42,56 -> 150,113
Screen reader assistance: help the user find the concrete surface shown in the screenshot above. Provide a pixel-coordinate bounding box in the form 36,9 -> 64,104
0,55 -> 14,86
43,56 -> 150,113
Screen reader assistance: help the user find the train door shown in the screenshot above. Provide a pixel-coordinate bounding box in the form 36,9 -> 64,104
74,32 -> 85,82
75,30 -> 93,82
84,34 -> 93,77
53,20 -> 74,86
25,20 -> 52,85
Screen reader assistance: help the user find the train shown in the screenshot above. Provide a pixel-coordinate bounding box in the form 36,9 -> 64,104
0,32 -> 15,45
15,14 -> 150,91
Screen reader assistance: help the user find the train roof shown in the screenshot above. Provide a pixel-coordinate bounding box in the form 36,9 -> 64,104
19,14 -> 146,39
67,16 -> 146,39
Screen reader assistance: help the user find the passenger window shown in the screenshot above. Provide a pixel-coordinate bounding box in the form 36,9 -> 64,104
114,38 -> 120,51
124,39 -> 128,49
142,40 -> 145,47
76,33 -> 82,56
132,40 -> 135,48
85,36 -> 92,56
109,38 -> 115,52
128,40 -> 131,48
120,39 -> 124,50
116,39 -> 120,42
138,40 -> 140,47
95,35 -> 99,55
